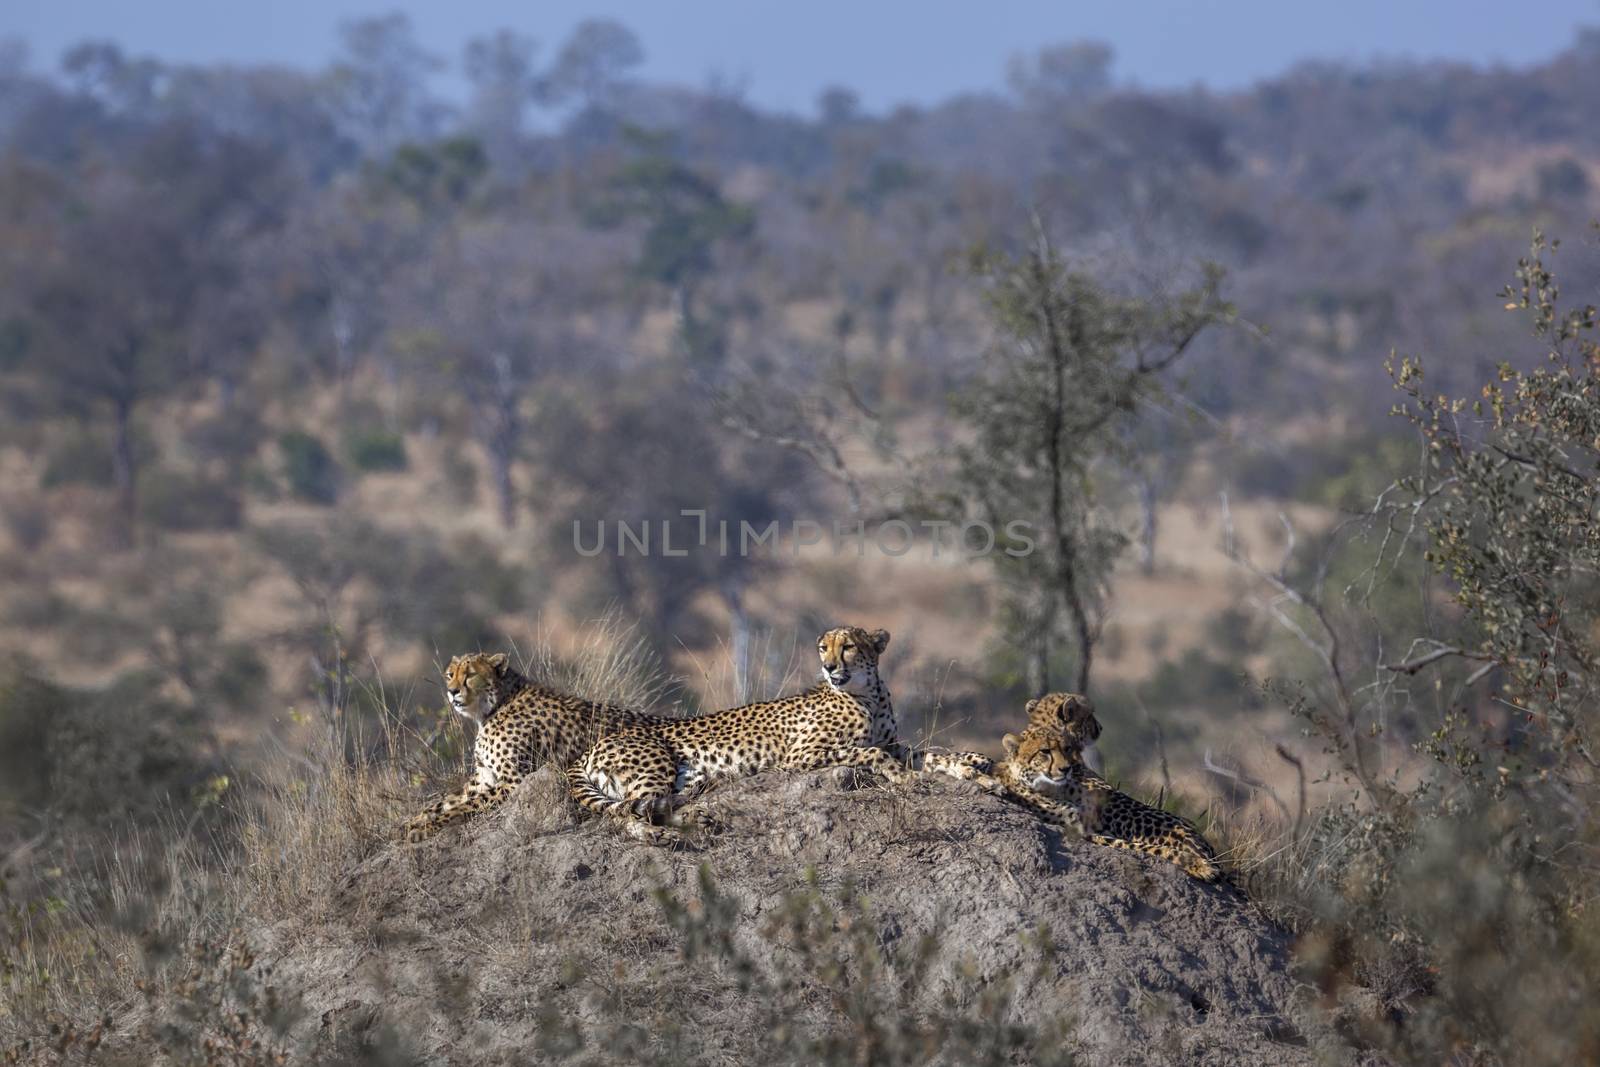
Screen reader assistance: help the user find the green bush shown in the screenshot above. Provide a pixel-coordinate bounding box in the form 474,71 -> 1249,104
0,662 -> 218,821
0,664 -> 66,813
278,431 -> 340,505
40,426 -> 159,491
40,431 -> 114,489
435,446 -> 479,506
0,492 -> 50,552
136,467 -> 243,531
342,424 -> 408,473
1536,156 -> 1588,200
186,409 -> 265,468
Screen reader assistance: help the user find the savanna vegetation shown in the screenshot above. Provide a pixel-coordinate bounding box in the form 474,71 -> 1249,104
2,14 -> 1600,1064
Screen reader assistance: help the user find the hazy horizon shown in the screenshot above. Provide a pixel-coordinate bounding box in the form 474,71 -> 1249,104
6,0 -> 1600,115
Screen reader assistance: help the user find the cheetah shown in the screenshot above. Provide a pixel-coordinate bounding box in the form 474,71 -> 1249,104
567,626 -> 923,834
406,627 -> 926,843
909,691 -> 1101,788
403,652 -> 655,842
1000,693 -> 1223,882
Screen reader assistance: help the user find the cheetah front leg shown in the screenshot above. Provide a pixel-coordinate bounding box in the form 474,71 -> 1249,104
914,749 -> 1009,789
794,743 -> 916,785
404,778 -> 516,843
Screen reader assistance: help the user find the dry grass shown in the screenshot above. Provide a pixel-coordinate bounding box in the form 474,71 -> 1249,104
0,615 -> 669,1054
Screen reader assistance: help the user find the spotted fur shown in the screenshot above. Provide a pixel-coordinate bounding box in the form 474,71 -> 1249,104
911,692 -> 1100,780
402,652 -> 653,842
913,691 -> 1105,823
567,626 -> 919,834
406,628 -> 924,843
1000,693 -> 1223,882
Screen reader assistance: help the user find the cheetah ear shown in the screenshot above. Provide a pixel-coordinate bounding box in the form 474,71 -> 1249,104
869,629 -> 890,655
1024,698 -> 1039,714
487,652 -> 509,672
1002,732 -> 1020,756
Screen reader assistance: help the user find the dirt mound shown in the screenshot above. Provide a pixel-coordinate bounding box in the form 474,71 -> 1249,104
254,769 -> 1340,1066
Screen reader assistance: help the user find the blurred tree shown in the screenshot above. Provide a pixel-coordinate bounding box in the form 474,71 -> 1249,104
325,14 -> 444,155
816,86 -> 861,125
592,131 -> 754,366
1121,413 -> 1200,576
20,129 -> 261,543
463,29 -> 542,166
1535,156 -> 1589,201
545,18 -> 644,111
538,376 -> 806,665
272,174 -> 421,409
60,41 -> 165,114
394,218 -> 592,528
936,227 -> 1231,694
380,136 -> 488,207
1007,41 -> 1114,106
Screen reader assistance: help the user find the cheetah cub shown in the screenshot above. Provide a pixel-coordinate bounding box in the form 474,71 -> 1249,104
1001,693 -> 1223,882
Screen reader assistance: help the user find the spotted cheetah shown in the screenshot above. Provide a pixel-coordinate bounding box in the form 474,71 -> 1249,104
1001,693 -> 1223,881
406,627 -> 925,843
403,652 -> 655,842
910,692 -> 1100,789
902,692 -> 1103,822
567,626 -> 923,833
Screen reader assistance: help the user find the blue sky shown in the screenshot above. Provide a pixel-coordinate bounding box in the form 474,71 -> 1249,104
5,1 -> 1598,114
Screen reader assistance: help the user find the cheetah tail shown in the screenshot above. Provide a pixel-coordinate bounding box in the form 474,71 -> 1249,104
566,763 -> 632,818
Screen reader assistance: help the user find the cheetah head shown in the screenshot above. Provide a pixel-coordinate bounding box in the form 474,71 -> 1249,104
817,626 -> 890,694
1001,727 -> 1081,790
443,652 -> 511,723
1023,691 -> 1102,745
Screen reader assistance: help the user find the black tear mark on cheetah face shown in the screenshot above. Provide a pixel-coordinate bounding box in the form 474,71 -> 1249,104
817,626 -> 889,692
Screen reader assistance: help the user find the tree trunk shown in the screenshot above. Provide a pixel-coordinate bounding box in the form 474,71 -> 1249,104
1036,250 -> 1095,697
1052,538 -> 1095,696
1071,596 -> 1094,695
1137,471 -> 1158,575
1027,632 -> 1050,695
489,444 -> 516,529
110,395 -> 137,547
481,358 -> 521,530
723,578 -> 751,703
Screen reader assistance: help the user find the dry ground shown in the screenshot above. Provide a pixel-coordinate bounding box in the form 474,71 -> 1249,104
246,768 -> 1346,1066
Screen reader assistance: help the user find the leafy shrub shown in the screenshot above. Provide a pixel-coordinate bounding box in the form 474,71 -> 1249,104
1231,232 -> 1600,1066
0,664 -> 66,812
46,672 -> 218,822
278,430 -> 339,505
40,431 -> 113,489
1536,156 -> 1588,200
0,662 -> 218,821
434,446 -> 479,506
136,467 -> 243,531
0,491 -> 50,552
342,423 -> 409,473
1244,790 -> 1600,1065
185,408 -> 265,468
40,426 -> 159,491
